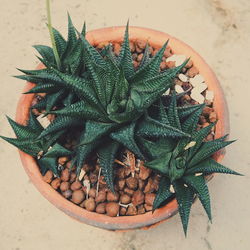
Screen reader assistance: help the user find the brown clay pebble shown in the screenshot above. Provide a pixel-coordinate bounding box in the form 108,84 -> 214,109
199,115 -> 207,124
88,188 -> 96,198
209,112 -> 217,122
62,189 -> 72,199
124,188 -> 134,196
51,178 -> 61,189
203,106 -> 213,116
89,173 -> 98,184
183,94 -> 191,102
61,168 -> 70,182
80,200 -> 86,208
114,43 -> 121,55
72,190 -> 85,204
139,165 -> 151,180
99,175 -> 106,185
85,198 -> 96,212
70,172 -> 77,183
60,181 -> 70,192
132,53 -> 137,60
166,61 -> 175,68
126,177 -> 138,190
132,190 -> 145,206
133,61 -> 139,68
129,42 -> 135,52
144,204 -> 153,212
136,40 -> 147,49
138,179 -> 146,190
106,202 -> 119,217
120,207 -> 127,216
145,193 -> 156,206
164,48 -> 172,58
96,203 -> 106,214
137,205 -> 146,214
206,134 -> 214,141
107,191 -> 119,202
71,181 -> 82,191
82,164 -> 91,173
160,61 -> 167,70
117,179 -> 125,190
135,46 -> 143,53
65,161 -> 73,169
95,190 -> 107,203
137,53 -> 143,62
120,194 -> 131,204
202,122 -> 210,128
144,178 -> 155,193
43,170 -> 53,183
116,168 -> 125,179
126,205 -> 137,216
187,66 -> 199,77
58,156 -> 69,165
152,49 -> 159,56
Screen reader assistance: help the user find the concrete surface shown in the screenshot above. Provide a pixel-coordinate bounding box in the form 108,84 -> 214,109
0,0 -> 249,249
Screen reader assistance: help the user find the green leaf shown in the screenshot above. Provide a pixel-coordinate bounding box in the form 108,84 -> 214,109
189,138 -> 235,167
144,152 -> 172,175
186,158 -> 242,176
6,116 -> 42,139
138,137 -> 176,159
130,41 -> 168,82
187,122 -> 216,160
52,27 -> 67,57
80,121 -> 117,145
33,45 -> 55,65
98,140 -> 120,192
137,116 -> 190,138
75,140 -> 99,175
174,180 -> 194,236
110,122 -> 144,159
182,104 -> 205,134
39,115 -> 83,138
153,176 -> 172,210
118,22 -> 134,79
167,93 -> 181,130
183,175 -> 211,221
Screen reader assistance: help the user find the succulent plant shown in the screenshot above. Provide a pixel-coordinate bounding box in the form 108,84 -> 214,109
17,14 -> 87,113
140,94 -> 242,235
0,113 -> 71,176
11,19 -> 191,192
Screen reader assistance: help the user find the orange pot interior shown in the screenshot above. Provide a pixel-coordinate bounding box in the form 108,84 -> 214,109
15,26 -> 229,231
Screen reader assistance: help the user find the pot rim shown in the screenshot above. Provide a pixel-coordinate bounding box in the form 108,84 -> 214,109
15,26 -> 229,231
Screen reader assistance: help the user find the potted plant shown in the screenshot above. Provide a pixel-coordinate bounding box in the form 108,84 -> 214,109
1,1 -> 242,234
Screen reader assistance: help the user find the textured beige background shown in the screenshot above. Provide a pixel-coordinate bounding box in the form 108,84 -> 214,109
0,0 -> 249,249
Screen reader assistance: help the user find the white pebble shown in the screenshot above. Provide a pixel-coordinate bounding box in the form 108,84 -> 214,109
195,173 -> 203,176
190,90 -> 205,104
174,55 -> 187,67
163,89 -> 170,96
178,73 -> 188,82
37,114 -> 51,128
206,90 -> 214,101
184,141 -> 196,150
166,55 -> 178,62
189,74 -> 205,87
175,85 -> 184,94
194,82 -> 207,93
78,169 -> 86,181
170,185 -> 175,193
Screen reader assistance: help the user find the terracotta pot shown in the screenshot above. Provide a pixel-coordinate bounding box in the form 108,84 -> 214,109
15,26 -> 229,231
